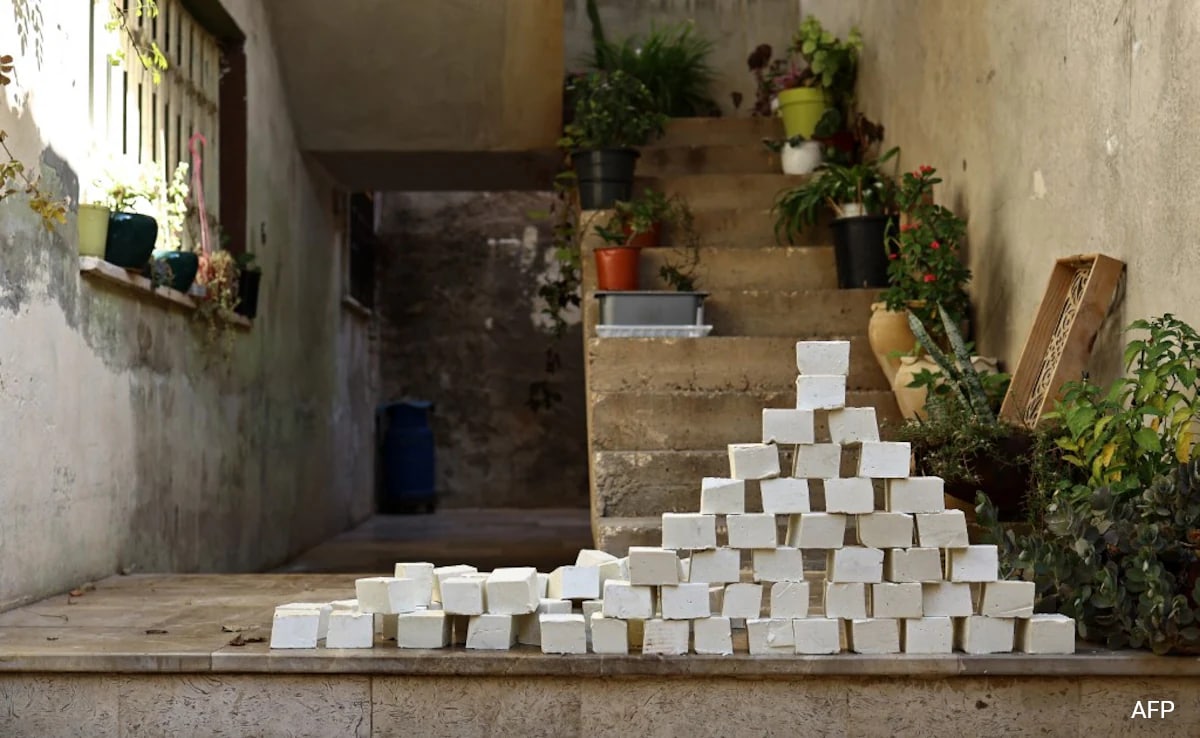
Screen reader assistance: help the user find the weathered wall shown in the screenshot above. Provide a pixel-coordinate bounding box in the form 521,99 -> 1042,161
563,0 -> 800,116
374,192 -> 589,509
799,0 -> 1199,378
0,0 -> 376,608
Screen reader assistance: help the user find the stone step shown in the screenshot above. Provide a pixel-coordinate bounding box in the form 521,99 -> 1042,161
704,288 -> 881,337
636,173 -> 805,212
636,144 -> 781,178
589,389 -> 901,452
586,336 -> 889,393
650,116 -> 785,148
684,206 -> 830,249
637,247 -> 837,292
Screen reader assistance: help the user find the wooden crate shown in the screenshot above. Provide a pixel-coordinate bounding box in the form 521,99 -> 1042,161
999,254 -> 1125,428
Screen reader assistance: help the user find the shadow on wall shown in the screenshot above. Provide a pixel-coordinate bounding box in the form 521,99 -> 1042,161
374,191 -> 589,510
11,0 -> 45,67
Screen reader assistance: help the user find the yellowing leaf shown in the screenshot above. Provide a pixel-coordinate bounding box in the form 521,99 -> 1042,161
1179,430 -> 1194,463
1099,442 -> 1117,467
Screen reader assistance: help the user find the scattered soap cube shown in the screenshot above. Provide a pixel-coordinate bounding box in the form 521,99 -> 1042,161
956,615 -> 1015,654
693,616 -> 734,655
824,478 -> 875,514
539,614 -> 588,654
793,443 -> 842,479
796,375 -> 846,410
688,547 -> 741,584
598,557 -> 630,586
752,547 -> 805,582
396,610 -> 451,649
848,618 -> 901,654
915,510 -> 969,548
922,582 -> 974,617
660,583 -> 711,620
325,610 -> 374,649
728,443 -> 781,480
796,340 -> 851,376
642,619 -> 689,655
903,616 -> 953,654
827,547 -> 884,583
770,581 -> 810,618
946,546 -> 999,582
727,513 -> 778,549
393,562 -> 435,606
356,577 -> 425,614
794,618 -> 842,654
590,614 -> 629,655
871,582 -> 923,618
721,582 -> 764,619
661,513 -> 718,551
277,602 -> 333,641
700,478 -> 746,514
516,598 -> 572,646
708,584 -> 725,615
827,407 -> 880,445
761,478 -> 811,514
629,547 -> 680,586
763,408 -> 816,444
441,576 -> 487,616
785,513 -> 846,549
466,614 -> 516,650
576,549 -> 619,568
547,565 -> 601,601
270,607 -> 322,649
884,548 -> 944,582
1017,614 -> 1076,654
857,512 -> 914,548
329,599 -> 358,611
536,573 -> 550,598
747,618 -> 795,654
886,477 -> 945,513
856,442 -> 911,478
602,580 -> 655,619
824,582 -> 868,619
432,564 -> 478,603
979,581 -> 1035,618
485,567 -> 540,615
582,599 -> 604,624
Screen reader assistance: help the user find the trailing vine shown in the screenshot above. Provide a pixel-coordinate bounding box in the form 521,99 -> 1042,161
106,1 -> 169,84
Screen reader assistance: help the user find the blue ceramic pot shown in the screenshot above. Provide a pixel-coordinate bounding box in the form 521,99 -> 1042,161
152,250 -> 199,293
104,212 -> 158,269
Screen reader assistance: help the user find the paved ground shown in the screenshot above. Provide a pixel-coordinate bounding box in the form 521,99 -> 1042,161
274,508 -> 593,574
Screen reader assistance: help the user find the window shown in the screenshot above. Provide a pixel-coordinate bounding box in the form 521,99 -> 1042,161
347,192 -> 377,310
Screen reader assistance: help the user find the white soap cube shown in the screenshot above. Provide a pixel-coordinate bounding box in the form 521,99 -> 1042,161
277,602 -> 333,641
956,615 -> 1015,654
539,614 -> 588,654
886,477 -> 945,513
747,618 -> 795,654
721,583 -> 764,619
827,547 -> 884,583
441,576 -> 487,615
466,614 -> 516,650
355,577 -> 425,614
785,513 -> 846,549
796,375 -> 846,410
661,513 -> 718,550
598,557 -> 630,586
602,580 -> 655,619
536,573 -> 550,597
393,562 -> 435,606
1017,614 -> 1076,654
642,619 -> 689,655
884,548 -> 943,582
915,510 -> 969,548
547,566 -> 601,601
688,548 -> 741,584
824,582 -> 868,619
708,585 -> 725,615
700,478 -> 746,514
395,610 -> 451,649
857,442 -> 911,478
871,582 -> 923,618
793,444 -> 842,479
325,610 -> 374,649
760,478 -> 811,514
432,565 -> 478,603
849,618 -> 901,654
979,581 -> 1035,618
270,607 -> 322,649
857,513 -> 914,548
752,547 -> 805,582
922,582 -> 974,617
903,616 -> 953,654
516,598 -> 573,646
485,567 -> 540,615
329,599 -> 358,611
762,408 -> 816,444
727,513 -> 777,549
728,443 -> 781,480
824,478 -> 874,514
628,547 -> 679,586
576,549 -> 619,568
794,618 -> 842,654
582,599 -> 604,625
692,617 -> 733,655
796,340 -> 851,375
947,546 -> 999,582
770,581 -> 810,618
827,407 -> 880,445
660,583 -> 711,620
589,614 -> 630,654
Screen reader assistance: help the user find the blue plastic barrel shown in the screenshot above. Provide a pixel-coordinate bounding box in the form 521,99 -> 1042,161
378,400 -> 436,513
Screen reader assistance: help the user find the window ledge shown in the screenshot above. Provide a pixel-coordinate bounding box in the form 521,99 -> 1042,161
341,295 -> 373,319
80,256 -> 252,330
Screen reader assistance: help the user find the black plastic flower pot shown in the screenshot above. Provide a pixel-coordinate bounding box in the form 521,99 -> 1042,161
572,148 -> 639,209
235,268 -> 261,319
104,212 -> 158,269
831,214 -> 898,289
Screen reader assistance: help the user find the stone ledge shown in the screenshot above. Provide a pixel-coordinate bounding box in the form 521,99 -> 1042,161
80,256 -> 252,330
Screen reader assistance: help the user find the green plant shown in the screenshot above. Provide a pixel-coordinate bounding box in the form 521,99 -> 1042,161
772,146 -> 897,244
0,54 -> 67,231
906,306 -> 1005,422
791,15 -> 862,106
882,165 -> 971,335
193,249 -> 240,353
107,1 -> 169,84
235,252 -> 261,273
761,134 -> 809,154
587,19 -> 718,118
103,161 -> 190,251
561,71 -> 667,151
146,258 -> 175,290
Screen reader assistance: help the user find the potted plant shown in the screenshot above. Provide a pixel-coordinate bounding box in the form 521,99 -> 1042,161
102,170 -> 159,270
562,70 -> 666,210
592,213 -> 643,291
762,135 -> 823,175
234,252 -> 262,319
150,162 -> 199,293
76,201 -> 111,257
869,164 -> 971,384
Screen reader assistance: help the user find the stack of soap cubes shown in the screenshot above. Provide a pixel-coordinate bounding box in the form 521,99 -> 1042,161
271,340 -> 1074,656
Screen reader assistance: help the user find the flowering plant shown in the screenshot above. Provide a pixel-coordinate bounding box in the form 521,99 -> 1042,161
882,165 -> 971,337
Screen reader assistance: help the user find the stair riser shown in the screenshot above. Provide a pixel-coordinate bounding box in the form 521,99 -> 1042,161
651,117 -> 785,148
703,289 -> 881,337
637,175 -> 802,212
684,208 -> 831,249
637,247 -> 837,292
637,145 -> 781,178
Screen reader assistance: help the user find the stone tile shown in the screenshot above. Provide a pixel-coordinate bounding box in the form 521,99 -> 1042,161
580,678 -> 849,737
372,676 -> 580,737
115,675 -> 370,737
0,627 -> 225,672
0,675 -> 118,737
1078,677 -> 1200,737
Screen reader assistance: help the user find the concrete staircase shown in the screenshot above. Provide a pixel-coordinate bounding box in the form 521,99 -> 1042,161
582,117 -> 900,553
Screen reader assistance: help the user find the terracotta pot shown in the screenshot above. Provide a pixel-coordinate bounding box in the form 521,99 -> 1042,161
868,302 -> 918,385
892,355 -> 939,420
621,221 -> 662,249
594,247 -> 641,291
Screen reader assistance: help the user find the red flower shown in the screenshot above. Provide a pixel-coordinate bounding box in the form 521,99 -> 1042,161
919,165 -> 934,174
888,252 -> 898,260
900,223 -> 914,233
923,274 -> 936,283
930,240 -> 941,250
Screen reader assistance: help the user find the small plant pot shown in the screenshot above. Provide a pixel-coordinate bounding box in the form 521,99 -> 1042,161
622,221 -> 662,249
892,355 -> 939,420
151,251 -> 200,293
943,432 -> 1035,522
831,213 -> 896,289
777,88 -> 829,139
573,149 -> 639,209
77,204 -> 110,257
781,140 -> 822,175
235,268 -> 262,319
868,301 -> 919,385
105,212 -> 158,269
594,247 -> 641,291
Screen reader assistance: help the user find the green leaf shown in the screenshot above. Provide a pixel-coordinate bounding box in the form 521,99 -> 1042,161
1134,427 -> 1162,454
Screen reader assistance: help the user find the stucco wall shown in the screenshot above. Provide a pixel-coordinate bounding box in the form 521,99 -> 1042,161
0,0 -> 376,608
374,192 -> 589,509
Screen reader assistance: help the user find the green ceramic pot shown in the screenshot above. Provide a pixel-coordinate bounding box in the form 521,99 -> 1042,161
152,250 -> 200,293
104,212 -> 158,269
